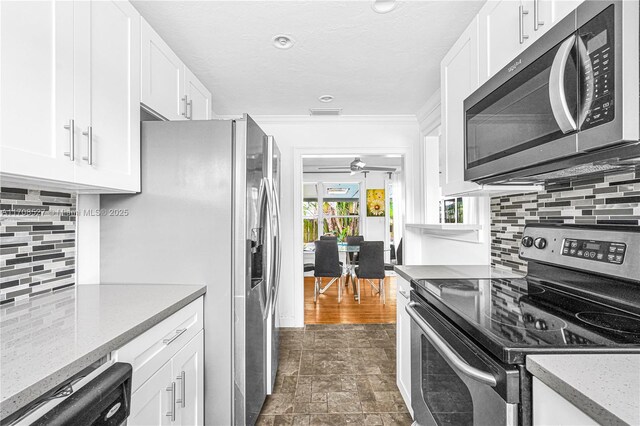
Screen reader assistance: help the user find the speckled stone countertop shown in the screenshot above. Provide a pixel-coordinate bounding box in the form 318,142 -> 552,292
394,264 -> 524,282
527,354 -> 640,426
0,283 -> 206,421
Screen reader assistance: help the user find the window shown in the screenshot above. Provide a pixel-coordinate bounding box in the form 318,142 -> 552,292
303,200 -> 319,244
440,197 -> 464,223
303,182 -> 361,243
322,200 -> 360,242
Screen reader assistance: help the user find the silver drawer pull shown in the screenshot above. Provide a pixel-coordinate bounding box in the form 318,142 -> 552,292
166,381 -> 176,421
63,119 -> 74,161
163,328 -> 187,345
176,370 -> 186,408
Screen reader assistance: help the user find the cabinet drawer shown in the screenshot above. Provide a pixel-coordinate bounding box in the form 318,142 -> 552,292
112,297 -> 203,392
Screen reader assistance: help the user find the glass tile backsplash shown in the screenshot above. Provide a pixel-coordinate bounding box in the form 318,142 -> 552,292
1,188 -> 76,304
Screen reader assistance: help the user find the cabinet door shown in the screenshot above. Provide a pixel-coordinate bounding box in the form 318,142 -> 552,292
532,377 -> 598,425
530,0 -> 583,41
478,0 -> 525,82
129,361 -> 174,426
141,17 -> 187,121
74,0 -> 141,192
173,331 -> 204,426
440,18 -> 481,196
0,1 -> 75,182
185,69 -> 212,120
396,277 -> 412,415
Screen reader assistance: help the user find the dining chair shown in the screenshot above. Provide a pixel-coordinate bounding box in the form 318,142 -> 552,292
313,239 -> 344,303
354,241 -> 386,304
320,235 -> 338,241
384,243 -> 396,271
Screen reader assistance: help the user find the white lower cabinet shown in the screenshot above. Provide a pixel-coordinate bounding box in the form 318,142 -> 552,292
127,331 -> 204,426
396,276 -> 413,416
532,377 -> 597,426
173,331 -> 204,426
130,360 -> 174,426
113,298 -> 204,426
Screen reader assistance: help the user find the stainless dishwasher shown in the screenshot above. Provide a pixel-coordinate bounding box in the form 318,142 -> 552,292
6,361 -> 132,426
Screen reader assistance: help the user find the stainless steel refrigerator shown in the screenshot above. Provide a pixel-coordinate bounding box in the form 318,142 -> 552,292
100,115 -> 282,426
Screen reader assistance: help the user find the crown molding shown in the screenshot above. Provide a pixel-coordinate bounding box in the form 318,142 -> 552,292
251,114 -> 419,124
416,89 -> 441,136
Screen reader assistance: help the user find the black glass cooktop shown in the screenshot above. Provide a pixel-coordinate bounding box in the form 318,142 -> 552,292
413,277 -> 640,364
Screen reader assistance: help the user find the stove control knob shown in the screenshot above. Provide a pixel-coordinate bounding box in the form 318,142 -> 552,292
535,320 -> 548,330
522,236 -> 534,247
534,237 -> 547,249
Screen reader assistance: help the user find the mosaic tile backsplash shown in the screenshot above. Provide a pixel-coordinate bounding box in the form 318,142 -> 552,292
1,188 -> 76,304
491,170 -> 640,273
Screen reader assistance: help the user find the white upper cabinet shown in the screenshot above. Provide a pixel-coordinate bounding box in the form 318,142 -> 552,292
0,1 -> 75,182
0,0 -> 141,193
140,19 -> 212,121
529,0 -> 584,41
74,0 -> 141,192
140,18 -> 187,121
479,0 -> 585,83
478,0 -> 527,83
440,17 -> 482,196
185,69 -> 212,120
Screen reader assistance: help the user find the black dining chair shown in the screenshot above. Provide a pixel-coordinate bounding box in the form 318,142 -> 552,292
384,243 -> 396,271
344,235 -> 364,288
354,241 -> 386,304
320,235 -> 338,241
313,239 -> 344,303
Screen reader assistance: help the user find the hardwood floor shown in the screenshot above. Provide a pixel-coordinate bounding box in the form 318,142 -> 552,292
304,275 -> 397,324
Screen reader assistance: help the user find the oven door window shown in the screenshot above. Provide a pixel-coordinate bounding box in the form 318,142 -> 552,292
466,36 -> 578,170
420,334 -> 474,425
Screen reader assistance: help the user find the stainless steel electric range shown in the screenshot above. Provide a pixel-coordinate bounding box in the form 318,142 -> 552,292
406,224 -> 640,426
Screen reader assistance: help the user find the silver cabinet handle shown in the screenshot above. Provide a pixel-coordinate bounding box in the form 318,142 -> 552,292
187,99 -> 193,120
81,126 -> 93,165
533,0 -> 544,31
405,302 -> 497,387
549,35 -> 578,133
398,289 -> 410,299
63,119 -> 75,161
176,371 -> 186,408
166,381 -> 176,421
519,5 -> 529,44
181,96 -> 188,117
163,328 -> 187,345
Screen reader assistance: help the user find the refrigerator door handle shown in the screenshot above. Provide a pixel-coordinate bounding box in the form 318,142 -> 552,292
261,177 -> 276,320
268,180 -> 282,316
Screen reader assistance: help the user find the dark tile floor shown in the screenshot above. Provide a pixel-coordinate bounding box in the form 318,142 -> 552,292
257,324 -> 412,426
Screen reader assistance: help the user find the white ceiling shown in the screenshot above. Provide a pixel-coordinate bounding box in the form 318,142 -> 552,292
131,1 -> 485,116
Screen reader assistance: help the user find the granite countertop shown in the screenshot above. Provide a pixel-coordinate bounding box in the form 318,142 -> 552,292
527,354 -> 640,426
394,264 -> 524,282
0,283 -> 206,421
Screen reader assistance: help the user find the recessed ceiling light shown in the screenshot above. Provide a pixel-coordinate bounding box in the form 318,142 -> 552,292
273,34 -> 295,49
371,0 -> 397,14
318,95 -> 334,103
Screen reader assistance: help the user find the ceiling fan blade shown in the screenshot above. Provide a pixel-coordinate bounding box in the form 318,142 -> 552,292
303,170 -> 353,174
362,166 -> 396,172
316,166 -> 351,170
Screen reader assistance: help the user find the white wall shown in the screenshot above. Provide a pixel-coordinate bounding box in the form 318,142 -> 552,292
255,116 -> 421,327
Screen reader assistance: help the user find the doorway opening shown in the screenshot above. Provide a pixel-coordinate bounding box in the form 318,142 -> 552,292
301,155 -> 404,324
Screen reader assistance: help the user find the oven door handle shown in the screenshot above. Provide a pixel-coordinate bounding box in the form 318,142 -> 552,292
549,34 -> 577,134
406,302 -> 497,387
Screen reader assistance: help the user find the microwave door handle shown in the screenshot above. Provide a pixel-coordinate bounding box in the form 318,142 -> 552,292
406,302 -> 497,387
549,35 -> 578,134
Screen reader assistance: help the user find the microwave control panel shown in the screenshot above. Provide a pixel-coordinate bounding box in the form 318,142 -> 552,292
562,239 -> 626,265
579,4 -> 615,130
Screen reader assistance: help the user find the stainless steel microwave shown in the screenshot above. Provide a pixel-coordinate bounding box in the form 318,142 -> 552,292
464,0 -> 639,184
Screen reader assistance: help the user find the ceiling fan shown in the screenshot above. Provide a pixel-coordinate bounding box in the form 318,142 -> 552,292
316,157 -> 396,174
